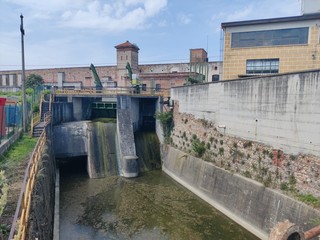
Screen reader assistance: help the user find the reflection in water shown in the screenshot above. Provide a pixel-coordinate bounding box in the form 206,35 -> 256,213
59,159 -> 258,240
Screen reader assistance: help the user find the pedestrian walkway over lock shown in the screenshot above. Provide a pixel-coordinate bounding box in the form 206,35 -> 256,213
54,87 -> 170,98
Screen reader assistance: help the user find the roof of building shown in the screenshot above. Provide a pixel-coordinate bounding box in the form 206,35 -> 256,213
221,13 -> 320,28
115,40 -> 140,50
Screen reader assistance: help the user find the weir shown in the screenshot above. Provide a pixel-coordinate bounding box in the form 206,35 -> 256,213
10,71 -> 320,240
53,94 -> 161,179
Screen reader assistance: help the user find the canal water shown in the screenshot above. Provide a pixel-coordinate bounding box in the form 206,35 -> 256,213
59,157 -> 259,240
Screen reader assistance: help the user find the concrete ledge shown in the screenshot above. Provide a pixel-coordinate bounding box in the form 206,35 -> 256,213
0,130 -> 22,155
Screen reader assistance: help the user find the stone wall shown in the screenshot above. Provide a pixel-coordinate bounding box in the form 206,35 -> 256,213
170,101 -> 320,199
27,126 -> 56,239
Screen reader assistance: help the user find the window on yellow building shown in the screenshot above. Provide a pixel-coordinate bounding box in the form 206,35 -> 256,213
232,27 -> 308,48
246,59 -> 279,74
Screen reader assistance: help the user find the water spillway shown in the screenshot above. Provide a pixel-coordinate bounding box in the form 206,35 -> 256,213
57,122 -> 258,239
87,121 -> 118,178
134,131 -> 161,172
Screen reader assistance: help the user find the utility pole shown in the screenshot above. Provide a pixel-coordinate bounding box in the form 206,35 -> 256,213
20,14 -> 27,132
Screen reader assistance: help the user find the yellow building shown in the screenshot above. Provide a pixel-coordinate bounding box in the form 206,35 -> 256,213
221,12 -> 320,80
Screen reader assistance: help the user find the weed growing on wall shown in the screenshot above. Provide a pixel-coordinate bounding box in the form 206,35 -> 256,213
192,139 -> 206,157
155,111 -> 173,142
0,171 -> 8,216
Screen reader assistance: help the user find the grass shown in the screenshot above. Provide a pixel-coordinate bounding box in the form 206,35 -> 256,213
297,194 -> 320,208
0,135 -> 38,170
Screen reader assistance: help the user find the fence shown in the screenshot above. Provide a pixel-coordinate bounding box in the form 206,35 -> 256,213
0,104 -> 22,144
8,129 -> 47,239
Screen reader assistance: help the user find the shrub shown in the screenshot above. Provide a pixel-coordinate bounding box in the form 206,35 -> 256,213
269,152 -> 274,159
155,111 -> 173,140
243,171 -> 252,178
243,141 -> 252,148
0,171 -> 8,216
280,182 -> 289,191
192,139 -> 206,157
218,147 -> 224,156
298,194 -> 320,208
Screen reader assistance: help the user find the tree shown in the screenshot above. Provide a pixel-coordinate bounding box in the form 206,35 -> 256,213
26,74 -> 44,89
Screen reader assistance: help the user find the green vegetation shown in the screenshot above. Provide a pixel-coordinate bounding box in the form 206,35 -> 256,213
0,135 -> 37,167
218,147 -> 224,156
297,194 -> 320,208
0,134 -> 37,222
243,171 -> 252,178
243,141 -> 252,148
155,111 -> 173,143
26,74 -> 44,89
0,171 -> 8,216
192,139 -> 206,157
92,118 -> 116,123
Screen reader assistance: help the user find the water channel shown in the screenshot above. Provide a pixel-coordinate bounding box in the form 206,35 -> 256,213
59,157 -> 259,240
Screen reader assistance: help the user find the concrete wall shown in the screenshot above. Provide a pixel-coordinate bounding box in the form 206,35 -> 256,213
52,102 -> 73,125
161,145 -> 320,240
116,109 -> 138,177
87,122 -> 118,178
131,97 -> 140,131
53,121 -> 88,158
171,70 -> 320,157
0,130 -> 22,155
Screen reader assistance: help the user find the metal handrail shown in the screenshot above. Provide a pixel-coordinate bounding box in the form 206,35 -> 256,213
54,86 -> 170,98
30,112 -> 40,136
9,130 -> 47,240
44,112 -> 51,124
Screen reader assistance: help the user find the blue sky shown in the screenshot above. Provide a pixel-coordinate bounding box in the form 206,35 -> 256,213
0,0 -> 301,71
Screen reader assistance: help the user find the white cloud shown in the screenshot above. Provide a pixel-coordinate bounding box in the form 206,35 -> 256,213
211,0 -> 301,24
60,0 -> 167,32
5,0 -> 167,32
177,13 -> 192,25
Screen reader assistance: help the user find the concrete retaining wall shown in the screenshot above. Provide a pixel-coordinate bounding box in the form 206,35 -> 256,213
117,109 -> 138,177
52,102 -> 73,125
53,121 -> 88,158
28,125 -> 56,239
171,70 -> 320,157
161,145 -> 320,240
0,130 -> 22,155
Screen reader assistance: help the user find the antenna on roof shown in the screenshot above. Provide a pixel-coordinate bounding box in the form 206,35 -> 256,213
206,35 -> 209,55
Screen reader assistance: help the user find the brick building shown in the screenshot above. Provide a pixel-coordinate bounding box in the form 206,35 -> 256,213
0,41 -> 222,91
221,0 -> 320,80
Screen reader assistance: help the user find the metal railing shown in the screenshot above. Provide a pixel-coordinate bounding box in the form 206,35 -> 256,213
30,112 -> 40,136
9,95 -> 52,239
54,86 -> 170,98
8,129 -> 47,240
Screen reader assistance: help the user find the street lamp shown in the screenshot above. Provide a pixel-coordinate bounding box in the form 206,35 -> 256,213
20,14 -> 27,132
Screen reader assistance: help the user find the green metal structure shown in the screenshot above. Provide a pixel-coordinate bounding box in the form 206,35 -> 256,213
90,64 -> 103,89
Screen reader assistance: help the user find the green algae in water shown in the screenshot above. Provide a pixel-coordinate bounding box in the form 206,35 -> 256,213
60,170 -> 259,240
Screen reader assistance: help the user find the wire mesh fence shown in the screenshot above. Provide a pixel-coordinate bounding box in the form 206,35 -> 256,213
0,102 -> 22,144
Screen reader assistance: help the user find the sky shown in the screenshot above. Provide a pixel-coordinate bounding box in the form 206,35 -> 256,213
0,0 -> 302,71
